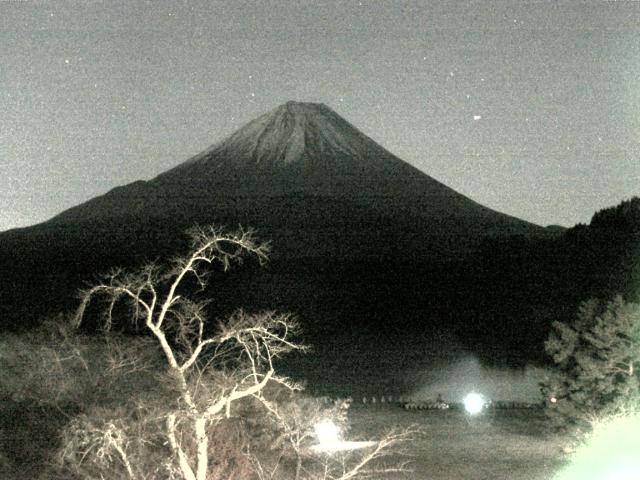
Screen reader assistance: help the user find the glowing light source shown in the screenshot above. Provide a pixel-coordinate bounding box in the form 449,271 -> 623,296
311,419 -> 377,453
463,392 -> 485,415
553,412 -> 640,479
315,419 -> 340,445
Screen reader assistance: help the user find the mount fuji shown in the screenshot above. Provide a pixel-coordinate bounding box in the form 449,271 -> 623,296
0,102 -> 551,352
47,101 -> 540,242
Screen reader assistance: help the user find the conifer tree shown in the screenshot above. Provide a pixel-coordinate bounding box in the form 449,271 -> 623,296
540,296 -> 640,429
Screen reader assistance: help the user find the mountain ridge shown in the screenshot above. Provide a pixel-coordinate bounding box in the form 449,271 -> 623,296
172,101 -> 383,170
41,101 -> 542,241
0,103 -> 634,374
0,101 -> 555,336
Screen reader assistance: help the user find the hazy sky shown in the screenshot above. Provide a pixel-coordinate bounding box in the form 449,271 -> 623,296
2,0 -> 639,231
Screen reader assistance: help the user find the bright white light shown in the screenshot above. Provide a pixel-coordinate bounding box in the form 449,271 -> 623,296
553,412 -> 640,479
473,115 -> 482,120
315,419 -> 340,445
603,465 -> 639,480
311,419 -> 378,453
463,392 -> 485,415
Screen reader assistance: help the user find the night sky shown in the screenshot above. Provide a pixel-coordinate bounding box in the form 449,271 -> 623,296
2,1 -> 639,231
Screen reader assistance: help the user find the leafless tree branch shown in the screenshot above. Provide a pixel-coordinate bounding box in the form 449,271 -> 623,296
69,225 -> 304,480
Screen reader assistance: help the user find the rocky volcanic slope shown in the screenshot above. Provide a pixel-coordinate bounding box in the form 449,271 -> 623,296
0,101 -> 547,332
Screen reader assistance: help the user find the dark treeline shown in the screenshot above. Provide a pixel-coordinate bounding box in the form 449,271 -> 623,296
461,197 -> 640,364
0,198 -> 638,371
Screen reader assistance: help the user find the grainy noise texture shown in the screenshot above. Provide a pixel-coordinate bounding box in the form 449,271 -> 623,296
1,0 -> 638,230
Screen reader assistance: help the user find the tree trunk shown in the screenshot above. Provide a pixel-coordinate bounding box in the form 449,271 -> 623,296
167,414 -> 197,480
295,453 -> 302,480
195,417 -> 209,480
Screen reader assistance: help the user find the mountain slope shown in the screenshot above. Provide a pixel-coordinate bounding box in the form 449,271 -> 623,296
0,101 -> 550,337
45,101 -> 541,248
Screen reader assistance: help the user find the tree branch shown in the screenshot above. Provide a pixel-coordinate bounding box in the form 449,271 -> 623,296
166,414 -> 196,480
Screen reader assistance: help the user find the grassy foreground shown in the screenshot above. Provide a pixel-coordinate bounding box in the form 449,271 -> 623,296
1,397 -> 571,479
346,403 -> 570,480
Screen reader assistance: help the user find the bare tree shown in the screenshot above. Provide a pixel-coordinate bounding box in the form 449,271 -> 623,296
32,224 -> 421,480
246,392 -> 422,480
245,394 -> 351,480
71,225 -> 305,480
314,426 -> 420,480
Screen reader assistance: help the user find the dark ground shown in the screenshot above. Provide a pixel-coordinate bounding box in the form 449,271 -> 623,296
0,395 -> 570,480
347,403 -> 570,480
